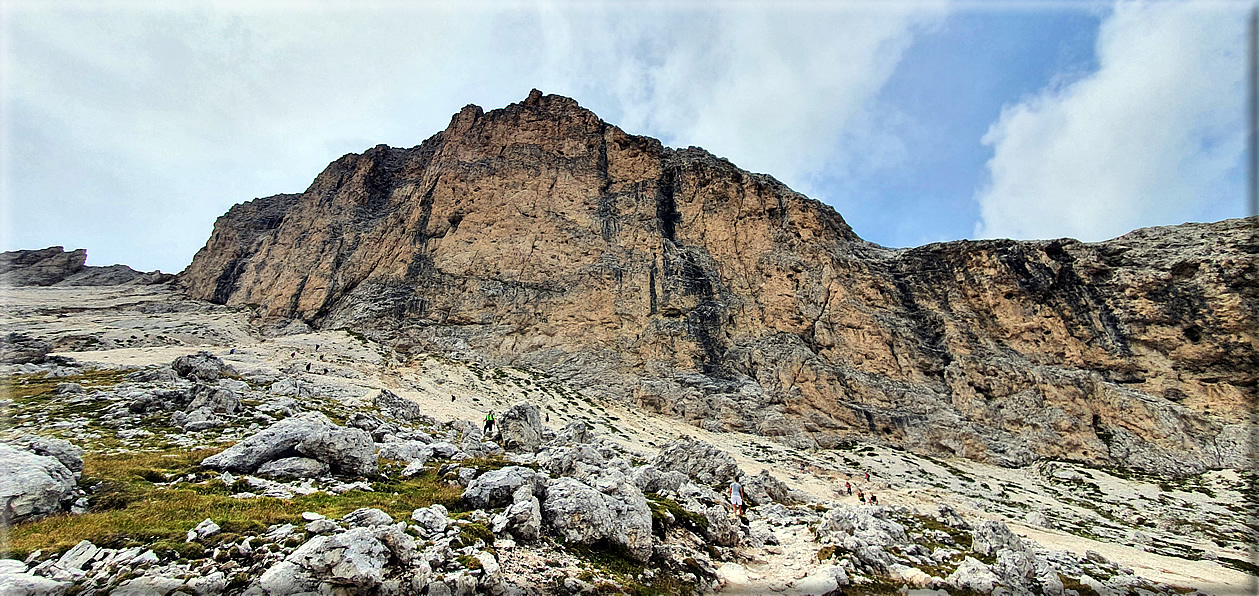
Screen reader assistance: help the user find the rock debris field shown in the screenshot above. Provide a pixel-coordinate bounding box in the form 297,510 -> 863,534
1,284 -> 1255,595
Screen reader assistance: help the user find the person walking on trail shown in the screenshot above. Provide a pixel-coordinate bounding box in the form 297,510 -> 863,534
865,471 -> 871,482
845,481 -> 852,496
729,479 -> 745,517
484,411 -> 495,436
857,489 -> 865,503
870,494 -> 878,505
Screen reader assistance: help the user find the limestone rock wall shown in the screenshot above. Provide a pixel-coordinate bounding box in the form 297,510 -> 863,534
180,90 -> 1257,475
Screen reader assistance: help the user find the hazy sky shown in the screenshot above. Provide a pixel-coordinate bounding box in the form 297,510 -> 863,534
1,0 -> 1250,273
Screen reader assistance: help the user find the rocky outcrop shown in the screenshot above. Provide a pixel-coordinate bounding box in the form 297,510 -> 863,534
0,443 -> 78,523
0,247 -> 172,286
0,333 -> 53,364
496,402 -> 543,452
181,90 -> 1258,475
200,413 -> 335,473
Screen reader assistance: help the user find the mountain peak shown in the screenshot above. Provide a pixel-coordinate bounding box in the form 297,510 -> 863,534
178,93 -> 1254,476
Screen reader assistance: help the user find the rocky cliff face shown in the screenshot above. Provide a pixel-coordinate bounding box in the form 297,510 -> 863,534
1,247 -> 174,286
181,90 -> 1257,476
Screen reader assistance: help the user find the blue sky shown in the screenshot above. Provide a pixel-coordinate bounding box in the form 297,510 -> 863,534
1,1 -> 1250,273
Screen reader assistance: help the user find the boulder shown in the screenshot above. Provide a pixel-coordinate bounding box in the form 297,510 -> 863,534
462,466 -> 540,510
201,412 -> 334,473
702,505 -> 741,546
172,351 -> 236,382
0,444 -> 77,523
497,402 -> 543,452
970,520 -> 1024,557
0,333 -> 52,365
0,566 -> 70,596
341,508 -> 394,528
54,383 -> 83,395
551,421 -> 590,445
374,389 -> 433,424
254,527 -> 390,595
739,469 -> 792,506
298,427 -> 378,476
946,557 -> 1000,593
631,466 -> 688,495
173,408 -> 226,432
187,384 -> 240,414
411,504 -> 450,537
256,457 -> 330,479
816,506 -> 907,548
650,438 -> 742,488
542,477 -> 653,562
490,485 -> 542,541
376,441 -> 432,464
6,435 -> 83,474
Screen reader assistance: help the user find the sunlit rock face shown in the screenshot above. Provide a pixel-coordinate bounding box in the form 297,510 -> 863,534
181,89 -> 1257,476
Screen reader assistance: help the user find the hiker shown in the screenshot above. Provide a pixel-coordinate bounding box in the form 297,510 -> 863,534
729,479 -> 745,516
870,494 -> 878,505
484,411 -> 495,435
865,471 -> 871,482
291,351 -> 296,358
845,481 -> 852,496
857,489 -> 864,503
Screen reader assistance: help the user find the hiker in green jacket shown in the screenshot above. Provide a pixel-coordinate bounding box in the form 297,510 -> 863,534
484,411 -> 495,435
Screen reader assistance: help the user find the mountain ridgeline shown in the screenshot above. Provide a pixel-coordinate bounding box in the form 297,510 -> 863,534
180,90 -> 1257,476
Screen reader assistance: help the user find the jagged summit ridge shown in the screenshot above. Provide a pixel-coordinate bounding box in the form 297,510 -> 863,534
181,90 -> 1257,476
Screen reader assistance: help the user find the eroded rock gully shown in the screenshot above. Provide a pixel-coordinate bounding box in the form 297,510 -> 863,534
180,89 -> 1257,477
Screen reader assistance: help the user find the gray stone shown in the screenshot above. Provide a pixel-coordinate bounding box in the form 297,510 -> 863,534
740,469 -> 792,506
0,444 -> 76,523
186,571 -> 227,596
462,466 -> 539,510
110,576 -> 187,596
374,388 -> 433,423
341,507 -> 394,528
187,518 -> 221,542
542,476 -> 652,562
172,351 -> 237,382
490,485 -> 541,542
256,457 -> 330,479
703,505 -> 741,546
0,333 -> 51,364
651,438 -> 742,488
376,441 -> 432,464
187,384 -> 240,414
632,465 -> 688,494
816,506 -> 907,547
551,420 -> 590,445
427,442 -> 461,459
0,569 -> 69,596
54,541 -> 97,572
54,383 -> 82,395
411,504 -> 450,537
201,412 -> 335,473
497,402 -> 543,452
7,435 -> 83,474
298,426 -> 378,476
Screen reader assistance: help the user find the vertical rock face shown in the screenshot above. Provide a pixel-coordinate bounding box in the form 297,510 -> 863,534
180,90 -> 1257,476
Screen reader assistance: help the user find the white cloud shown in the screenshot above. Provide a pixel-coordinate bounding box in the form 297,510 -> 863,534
973,0 -> 1246,243
3,2 -> 942,271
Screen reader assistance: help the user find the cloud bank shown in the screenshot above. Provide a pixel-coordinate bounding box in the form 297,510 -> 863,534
973,1 -> 1246,243
3,2 -> 941,272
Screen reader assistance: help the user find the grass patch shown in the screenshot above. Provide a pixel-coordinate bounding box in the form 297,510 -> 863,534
3,448 -> 464,559
1,370 -> 131,402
